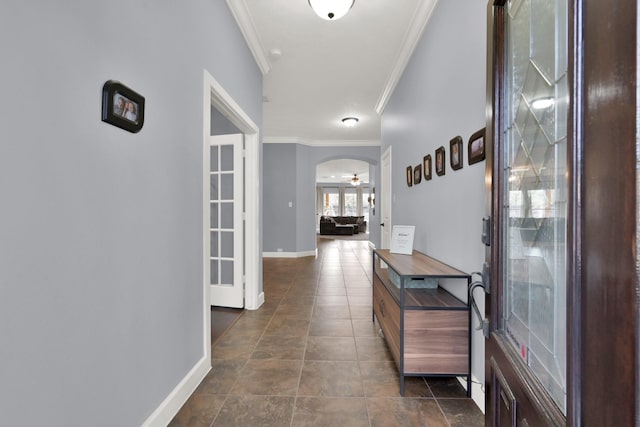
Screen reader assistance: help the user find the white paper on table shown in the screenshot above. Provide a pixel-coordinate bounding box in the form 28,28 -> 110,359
390,225 -> 415,255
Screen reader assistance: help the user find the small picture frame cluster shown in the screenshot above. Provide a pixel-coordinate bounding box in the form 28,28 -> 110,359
406,127 -> 486,187
102,80 -> 145,133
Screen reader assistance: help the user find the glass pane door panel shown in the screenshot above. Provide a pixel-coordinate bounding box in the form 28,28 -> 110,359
221,260 -> 234,285
221,174 -> 233,200
221,231 -> 234,258
210,146 -> 219,172
220,203 -> 234,229
210,260 -> 218,285
210,203 -> 218,228
210,174 -> 218,200
220,145 -> 234,171
210,232 -> 218,257
503,0 -> 568,413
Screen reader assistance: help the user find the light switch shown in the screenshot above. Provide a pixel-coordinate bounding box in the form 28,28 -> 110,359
288,201 -> 293,207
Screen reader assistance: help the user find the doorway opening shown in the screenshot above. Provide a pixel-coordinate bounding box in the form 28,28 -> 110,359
202,70 -> 262,362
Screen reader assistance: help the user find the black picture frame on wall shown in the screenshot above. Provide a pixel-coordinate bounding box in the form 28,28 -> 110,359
102,80 -> 145,133
450,136 -> 463,171
423,155 -> 432,181
413,164 -> 422,185
468,128 -> 486,165
435,146 -> 446,176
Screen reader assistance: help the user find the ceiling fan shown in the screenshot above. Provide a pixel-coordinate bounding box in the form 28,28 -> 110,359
338,173 -> 363,186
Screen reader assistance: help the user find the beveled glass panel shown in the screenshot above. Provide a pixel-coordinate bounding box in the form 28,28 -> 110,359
508,0 -> 531,113
221,145 -> 234,171
504,0 -> 568,413
530,0 -> 556,83
221,173 -> 233,200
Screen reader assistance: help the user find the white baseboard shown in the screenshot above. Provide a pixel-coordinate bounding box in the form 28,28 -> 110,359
263,250 -> 317,258
246,291 -> 265,310
457,375 -> 485,414
141,355 -> 211,427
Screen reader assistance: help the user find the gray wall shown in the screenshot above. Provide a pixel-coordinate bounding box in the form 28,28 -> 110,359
0,1 -> 262,426
263,144 -> 298,252
381,0 -> 487,396
263,143 -> 380,253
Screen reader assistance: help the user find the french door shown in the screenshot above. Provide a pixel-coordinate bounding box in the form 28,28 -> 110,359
207,133 -> 244,308
485,0 -> 638,425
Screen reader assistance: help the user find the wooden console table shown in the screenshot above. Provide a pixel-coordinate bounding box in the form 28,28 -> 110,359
372,249 -> 471,396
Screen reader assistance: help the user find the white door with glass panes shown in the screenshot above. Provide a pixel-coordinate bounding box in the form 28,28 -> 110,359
208,134 -> 244,308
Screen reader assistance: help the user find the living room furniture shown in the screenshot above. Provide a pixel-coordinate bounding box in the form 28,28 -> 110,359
319,215 -> 366,235
319,219 -> 355,235
372,249 -> 471,396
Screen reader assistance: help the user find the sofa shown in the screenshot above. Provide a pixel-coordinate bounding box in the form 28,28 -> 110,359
319,216 -> 367,235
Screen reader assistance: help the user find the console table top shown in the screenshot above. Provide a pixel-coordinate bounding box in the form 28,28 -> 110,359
374,249 -> 469,278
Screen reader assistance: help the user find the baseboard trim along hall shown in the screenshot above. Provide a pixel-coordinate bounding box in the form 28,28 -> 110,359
263,250 -> 317,258
141,355 -> 210,427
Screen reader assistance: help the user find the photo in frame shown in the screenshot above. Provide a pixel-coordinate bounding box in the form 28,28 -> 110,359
406,166 -> 413,187
468,128 -> 486,165
413,164 -> 422,185
450,136 -> 463,171
435,146 -> 446,176
423,154 -> 432,181
101,80 -> 145,133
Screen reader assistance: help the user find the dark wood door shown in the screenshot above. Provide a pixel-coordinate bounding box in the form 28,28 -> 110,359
484,0 -> 638,426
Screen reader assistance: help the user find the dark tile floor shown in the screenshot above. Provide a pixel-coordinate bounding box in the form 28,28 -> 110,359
170,238 -> 484,427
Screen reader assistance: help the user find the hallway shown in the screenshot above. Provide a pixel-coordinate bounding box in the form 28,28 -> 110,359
170,238 -> 483,426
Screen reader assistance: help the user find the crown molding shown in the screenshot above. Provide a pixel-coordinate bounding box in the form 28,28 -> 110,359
374,0 -> 439,114
263,136 -> 380,147
226,0 -> 271,75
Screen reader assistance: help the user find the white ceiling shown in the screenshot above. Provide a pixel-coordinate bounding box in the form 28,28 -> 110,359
226,0 -> 438,175
316,159 -> 369,184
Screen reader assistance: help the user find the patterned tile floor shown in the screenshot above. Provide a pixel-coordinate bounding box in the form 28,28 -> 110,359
170,238 -> 484,427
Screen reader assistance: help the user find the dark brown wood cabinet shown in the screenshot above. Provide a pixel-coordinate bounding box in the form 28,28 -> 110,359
372,249 -> 471,395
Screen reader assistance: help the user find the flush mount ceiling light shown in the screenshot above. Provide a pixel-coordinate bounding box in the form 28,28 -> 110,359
308,0 -> 355,20
341,117 -> 359,127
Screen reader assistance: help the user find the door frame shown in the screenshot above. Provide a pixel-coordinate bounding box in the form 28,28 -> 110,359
485,0 -> 639,425
381,146 -> 392,249
202,70 -> 262,358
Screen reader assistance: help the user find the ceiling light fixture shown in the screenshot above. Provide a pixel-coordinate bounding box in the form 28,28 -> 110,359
308,0 -> 355,20
351,174 -> 360,186
342,117 -> 359,127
